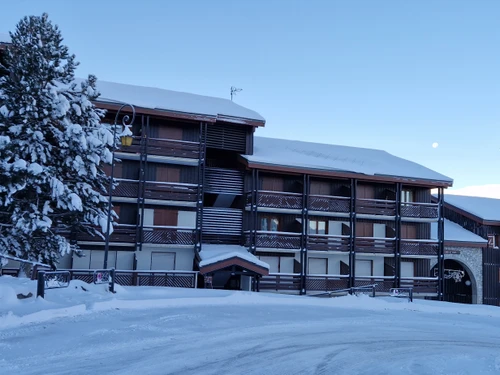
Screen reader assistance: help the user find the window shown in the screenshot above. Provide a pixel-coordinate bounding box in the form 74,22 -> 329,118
308,220 -> 327,234
259,256 -> 294,273
260,216 -> 279,231
151,252 -> 175,270
355,260 -> 373,276
401,262 -> 414,278
308,258 -> 327,274
401,190 -> 413,203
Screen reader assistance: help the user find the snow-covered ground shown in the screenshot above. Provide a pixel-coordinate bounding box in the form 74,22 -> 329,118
1,276 -> 500,374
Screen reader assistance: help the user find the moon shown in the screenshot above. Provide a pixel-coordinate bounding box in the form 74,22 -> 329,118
432,142 -> 439,149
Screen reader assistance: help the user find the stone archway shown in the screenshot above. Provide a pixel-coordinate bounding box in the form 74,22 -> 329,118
431,258 -> 478,304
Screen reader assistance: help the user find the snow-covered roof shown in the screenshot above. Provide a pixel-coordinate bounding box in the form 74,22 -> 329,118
431,219 -> 487,244
73,78 -> 265,125
0,33 -> 10,44
243,137 -> 453,184
441,194 -> 500,222
199,244 -> 270,270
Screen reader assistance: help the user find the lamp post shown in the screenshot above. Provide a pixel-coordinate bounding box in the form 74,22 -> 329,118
103,104 -> 136,269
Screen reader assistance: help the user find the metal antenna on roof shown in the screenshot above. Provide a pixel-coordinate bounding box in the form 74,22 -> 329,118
230,86 -> 242,101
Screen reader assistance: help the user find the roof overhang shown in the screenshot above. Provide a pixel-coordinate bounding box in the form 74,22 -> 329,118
240,157 -> 453,188
431,197 -> 500,227
445,241 -> 486,248
199,256 -> 270,276
95,101 -> 265,127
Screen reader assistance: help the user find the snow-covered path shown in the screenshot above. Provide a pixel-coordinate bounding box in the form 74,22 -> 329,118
1,280 -> 500,374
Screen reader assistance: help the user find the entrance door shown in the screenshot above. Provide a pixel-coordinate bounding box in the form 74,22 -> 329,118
433,259 -> 473,304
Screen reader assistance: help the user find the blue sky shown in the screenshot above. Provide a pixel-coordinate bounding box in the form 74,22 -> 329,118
1,0 -> 499,190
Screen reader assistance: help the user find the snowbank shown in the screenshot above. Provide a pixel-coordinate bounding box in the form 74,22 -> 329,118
2,275 -> 500,332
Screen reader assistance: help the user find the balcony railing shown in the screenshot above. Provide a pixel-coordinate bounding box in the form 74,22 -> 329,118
401,202 -> 439,219
306,274 -> 349,291
260,273 -> 302,291
76,226 -> 137,244
400,239 -> 439,256
247,191 -> 303,210
355,237 -> 396,254
308,194 -> 350,213
307,234 -> 350,252
61,269 -> 198,288
356,198 -> 396,216
354,277 -> 395,292
112,179 -> 198,202
77,225 -> 196,246
120,136 -> 200,159
142,225 -> 196,245
400,277 -> 438,294
246,231 -> 302,249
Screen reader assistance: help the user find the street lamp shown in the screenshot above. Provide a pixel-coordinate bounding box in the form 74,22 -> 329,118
103,103 -> 136,269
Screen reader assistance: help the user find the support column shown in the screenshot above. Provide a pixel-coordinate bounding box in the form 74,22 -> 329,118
437,187 -> 445,300
195,122 -> 207,254
300,174 -> 309,295
135,115 -> 148,253
251,169 -> 260,253
395,183 -> 402,288
349,179 -> 357,288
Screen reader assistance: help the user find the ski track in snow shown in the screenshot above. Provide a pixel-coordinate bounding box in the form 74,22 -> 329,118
1,301 -> 500,375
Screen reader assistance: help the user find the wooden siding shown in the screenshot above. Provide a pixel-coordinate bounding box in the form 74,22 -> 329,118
444,208 -> 500,239
206,123 -> 251,153
148,117 -> 199,142
483,247 -> 500,306
205,168 -> 244,195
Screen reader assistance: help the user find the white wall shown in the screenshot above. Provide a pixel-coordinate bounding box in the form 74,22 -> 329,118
177,211 -> 196,228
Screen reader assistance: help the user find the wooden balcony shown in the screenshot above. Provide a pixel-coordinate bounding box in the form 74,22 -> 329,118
306,275 -> 349,291
247,191 -> 303,210
142,225 -> 197,245
77,226 -> 136,244
247,231 -> 302,249
308,194 -> 350,213
307,234 -> 350,252
120,136 -> 200,159
113,179 -> 198,202
400,240 -> 439,256
400,277 -> 438,294
356,198 -> 396,216
401,202 -> 439,219
77,225 -> 196,246
260,273 -> 302,292
355,237 -> 395,254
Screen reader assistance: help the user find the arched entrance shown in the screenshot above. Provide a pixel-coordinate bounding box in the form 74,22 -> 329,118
432,259 -> 474,304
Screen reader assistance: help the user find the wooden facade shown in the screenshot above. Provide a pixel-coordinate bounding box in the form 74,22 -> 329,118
70,103 -> 449,298
432,196 -> 500,306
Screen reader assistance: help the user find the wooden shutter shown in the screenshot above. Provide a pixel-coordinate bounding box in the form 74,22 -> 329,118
156,165 -> 181,183
356,222 -> 373,237
153,208 -> 178,226
401,224 -> 417,239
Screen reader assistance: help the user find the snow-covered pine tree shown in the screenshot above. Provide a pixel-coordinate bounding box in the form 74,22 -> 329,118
0,13 -> 116,267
